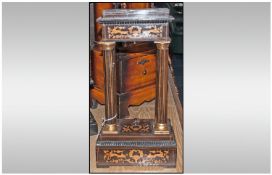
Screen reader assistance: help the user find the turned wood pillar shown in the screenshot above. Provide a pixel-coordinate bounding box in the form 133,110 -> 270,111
99,41 -> 118,134
154,40 -> 171,134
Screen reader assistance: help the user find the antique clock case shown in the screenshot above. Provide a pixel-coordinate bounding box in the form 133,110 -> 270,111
92,8 -> 177,168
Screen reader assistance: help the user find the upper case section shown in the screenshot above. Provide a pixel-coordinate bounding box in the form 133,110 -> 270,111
97,8 -> 174,24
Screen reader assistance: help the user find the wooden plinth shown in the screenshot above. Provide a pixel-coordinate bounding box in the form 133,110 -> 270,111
96,119 -> 177,168
90,71 -> 183,173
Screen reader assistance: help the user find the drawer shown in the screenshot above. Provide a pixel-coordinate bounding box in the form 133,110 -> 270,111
119,54 -> 156,92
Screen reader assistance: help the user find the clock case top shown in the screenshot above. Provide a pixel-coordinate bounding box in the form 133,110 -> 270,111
97,8 -> 174,42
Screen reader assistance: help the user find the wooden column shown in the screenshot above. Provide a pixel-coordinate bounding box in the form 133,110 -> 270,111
99,41 -> 118,134
154,40 -> 171,134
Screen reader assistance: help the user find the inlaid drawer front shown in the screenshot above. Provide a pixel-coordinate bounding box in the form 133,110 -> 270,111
97,148 -> 176,167
103,24 -> 168,41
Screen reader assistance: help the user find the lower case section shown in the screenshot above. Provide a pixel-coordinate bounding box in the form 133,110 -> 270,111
96,145 -> 176,168
96,119 -> 177,168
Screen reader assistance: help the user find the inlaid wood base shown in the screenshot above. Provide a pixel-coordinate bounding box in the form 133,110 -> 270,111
96,119 -> 177,168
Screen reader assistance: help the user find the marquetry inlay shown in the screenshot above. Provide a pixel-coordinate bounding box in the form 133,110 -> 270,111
103,149 -> 170,164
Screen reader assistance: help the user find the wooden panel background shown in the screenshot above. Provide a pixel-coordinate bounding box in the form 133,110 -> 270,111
90,75 -> 183,173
